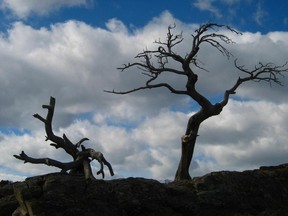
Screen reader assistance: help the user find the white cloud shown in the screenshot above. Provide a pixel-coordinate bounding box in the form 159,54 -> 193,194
132,111 -> 187,148
106,18 -> 128,34
0,12 -> 287,181
253,2 -> 268,25
194,100 -> 288,175
193,0 -> 222,18
1,0 -> 89,18
0,172 -> 25,182
3,100 -> 288,181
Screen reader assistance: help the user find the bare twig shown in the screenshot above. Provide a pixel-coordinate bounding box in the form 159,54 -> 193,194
220,60 -> 288,107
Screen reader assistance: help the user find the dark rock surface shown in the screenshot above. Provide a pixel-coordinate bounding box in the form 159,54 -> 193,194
1,163 -> 288,216
0,180 -> 18,215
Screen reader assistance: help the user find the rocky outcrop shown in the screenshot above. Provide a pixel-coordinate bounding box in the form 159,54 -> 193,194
1,163 -> 288,216
0,180 -> 18,215
10,174 -> 197,216
173,164 -> 288,215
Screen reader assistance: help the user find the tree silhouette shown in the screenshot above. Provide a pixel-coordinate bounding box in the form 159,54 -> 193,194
106,23 -> 288,181
14,96 -> 114,180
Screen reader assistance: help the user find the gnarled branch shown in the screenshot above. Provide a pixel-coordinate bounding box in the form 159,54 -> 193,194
105,23 -> 241,111
15,97 -> 114,181
13,151 -> 83,173
14,148 -> 114,180
220,60 -> 288,107
33,97 -> 78,159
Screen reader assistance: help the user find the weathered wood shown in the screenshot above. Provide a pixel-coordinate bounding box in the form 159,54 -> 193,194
14,97 -> 114,180
33,96 -> 79,159
13,151 -> 82,173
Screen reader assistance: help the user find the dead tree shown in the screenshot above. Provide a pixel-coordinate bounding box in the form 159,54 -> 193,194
106,23 -> 288,181
14,96 -> 114,180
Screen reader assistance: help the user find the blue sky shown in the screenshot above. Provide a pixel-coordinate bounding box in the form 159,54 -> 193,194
1,1 -> 287,32
0,0 -> 287,181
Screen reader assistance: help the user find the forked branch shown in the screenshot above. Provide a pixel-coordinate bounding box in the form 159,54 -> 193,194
106,23 -> 241,97
14,148 -> 114,179
33,96 -> 90,159
15,97 -> 114,180
220,61 -> 288,106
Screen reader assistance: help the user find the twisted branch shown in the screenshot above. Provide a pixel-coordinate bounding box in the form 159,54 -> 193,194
105,23 -> 241,100
14,148 -> 114,179
33,96 -> 85,159
220,60 -> 288,107
13,151 -> 83,173
14,97 -> 114,180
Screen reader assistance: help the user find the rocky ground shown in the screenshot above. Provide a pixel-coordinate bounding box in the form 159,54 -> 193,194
1,163 -> 288,216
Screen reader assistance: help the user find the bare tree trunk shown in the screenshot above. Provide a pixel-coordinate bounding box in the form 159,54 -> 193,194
175,110 -> 207,181
175,127 -> 200,180
105,23 -> 288,181
175,140 -> 195,180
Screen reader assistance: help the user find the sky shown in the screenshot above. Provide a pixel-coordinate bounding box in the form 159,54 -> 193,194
0,0 -> 287,182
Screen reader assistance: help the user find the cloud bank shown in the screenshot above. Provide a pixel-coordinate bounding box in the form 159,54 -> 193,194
0,11 -> 287,181
1,0 -> 89,18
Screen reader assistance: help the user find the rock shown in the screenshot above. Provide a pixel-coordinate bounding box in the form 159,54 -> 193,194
170,163 -> 288,215
0,180 -> 18,216
11,173 -> 196,216
1,163 -> 288,215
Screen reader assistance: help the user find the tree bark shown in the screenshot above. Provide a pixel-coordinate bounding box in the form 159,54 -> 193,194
175,107 -> 217,180
175,114 -> 201,180
14,97 -> 114,181
13,151 -> 83,173
33,96 -> 79,159
175,137 -> 196,180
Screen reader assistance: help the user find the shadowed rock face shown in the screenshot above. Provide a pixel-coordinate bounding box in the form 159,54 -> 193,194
1,164 -> 288,216
0,180 -> 18,215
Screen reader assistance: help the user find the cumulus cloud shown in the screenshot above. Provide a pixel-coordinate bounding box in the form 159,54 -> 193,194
3,100 -> 288,181
193,0 -> 222,19
0,12 -> 287,181
195,100 -> 288,174
1,0 -> 89,18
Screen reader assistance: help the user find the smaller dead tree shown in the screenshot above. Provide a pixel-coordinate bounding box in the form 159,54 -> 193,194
14,96 -> 114,180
